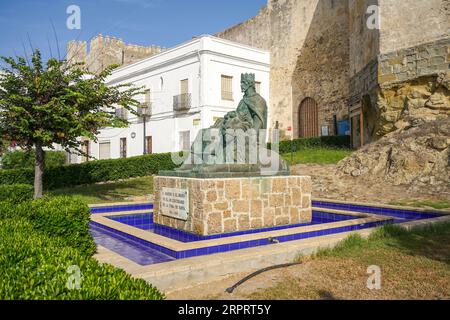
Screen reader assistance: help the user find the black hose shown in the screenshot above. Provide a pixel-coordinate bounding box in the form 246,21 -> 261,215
225,262 -> 302,294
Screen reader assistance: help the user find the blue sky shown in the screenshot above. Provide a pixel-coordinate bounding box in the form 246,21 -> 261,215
0,0 -> 266,62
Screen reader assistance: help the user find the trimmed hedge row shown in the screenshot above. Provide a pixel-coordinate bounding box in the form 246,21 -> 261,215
1,150 -> 66,170
0,196 -> 95,256
0,217 -> 164,300
0,152 -> 179,190
0,184 -> 34,203
269,135 -> 351,154
0,195 -> 164,299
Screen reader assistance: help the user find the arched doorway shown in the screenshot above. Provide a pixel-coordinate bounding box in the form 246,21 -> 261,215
298,97 -> 319,138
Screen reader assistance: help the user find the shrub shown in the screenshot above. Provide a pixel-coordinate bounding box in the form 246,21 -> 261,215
1,150 -> 66,170
0,152 -> 179,190
0,217 -> 164,300
0,196 -> 95,256
0,184 -> 33,203
269,135 -> 351,154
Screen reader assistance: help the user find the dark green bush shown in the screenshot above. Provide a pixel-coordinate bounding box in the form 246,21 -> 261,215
0,184 -> 33,203
0,152 -> 179,190
268,135 -> 351,154
0,196 -> 95,256
1,150 -> 66,170
0,217 -> 164,300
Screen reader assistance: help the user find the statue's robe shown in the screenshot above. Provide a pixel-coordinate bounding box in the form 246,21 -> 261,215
240,92 -> 268,132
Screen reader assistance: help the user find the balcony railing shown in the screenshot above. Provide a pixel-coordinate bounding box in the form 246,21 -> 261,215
137,102 -> 152,117
115,108 -> 128,120
173,93 -> 191,111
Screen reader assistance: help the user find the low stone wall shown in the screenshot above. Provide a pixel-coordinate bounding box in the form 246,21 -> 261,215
154,176 -> 312,236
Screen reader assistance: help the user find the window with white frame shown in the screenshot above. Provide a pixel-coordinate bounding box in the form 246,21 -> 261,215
221,75 -> 233,101
255,81 -> 261,94
99,141 -> 111,160
179,131 -> 190,151
120,137 -> 127,158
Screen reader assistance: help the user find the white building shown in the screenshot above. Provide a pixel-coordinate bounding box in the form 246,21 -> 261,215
69,35 -> 270,163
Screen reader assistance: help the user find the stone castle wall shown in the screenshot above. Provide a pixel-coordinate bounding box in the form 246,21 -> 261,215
379,0 -> 450,54
217,0 -> 351,140
217,0 -> 449,143
67,35 -> 164,74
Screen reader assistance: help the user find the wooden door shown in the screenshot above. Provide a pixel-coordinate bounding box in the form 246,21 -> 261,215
299,98 -> 319,138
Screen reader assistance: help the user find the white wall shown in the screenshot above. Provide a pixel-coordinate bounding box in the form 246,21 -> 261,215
73,35 -> 270,163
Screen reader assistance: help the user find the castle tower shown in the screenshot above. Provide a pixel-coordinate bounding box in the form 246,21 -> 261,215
66,34 -> 166,74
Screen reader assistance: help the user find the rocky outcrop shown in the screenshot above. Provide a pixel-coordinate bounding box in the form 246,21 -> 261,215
374,72 -> 450,138
337,117 -> 450,193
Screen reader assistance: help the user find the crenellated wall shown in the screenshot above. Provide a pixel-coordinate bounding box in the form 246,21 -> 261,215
67,35 -> 165,74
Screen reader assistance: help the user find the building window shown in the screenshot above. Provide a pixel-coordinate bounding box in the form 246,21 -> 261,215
255,81 -> 261,94
180,79 -> 189,95
120,138 -> 127,158
99,141 -> 111,160
221,75 -> 233,101
145,89 -> 151,104
174,80 -> 191,111
115,107 -> 128,120
145,136 -> 153,154
179,131 -> 190,151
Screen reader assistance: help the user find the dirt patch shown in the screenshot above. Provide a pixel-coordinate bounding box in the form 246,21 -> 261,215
167,233 -> 450,300
291,162 -> 449,205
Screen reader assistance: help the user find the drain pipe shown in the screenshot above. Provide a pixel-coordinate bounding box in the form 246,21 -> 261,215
225,237 -> 301,294
225,262 -> 302,294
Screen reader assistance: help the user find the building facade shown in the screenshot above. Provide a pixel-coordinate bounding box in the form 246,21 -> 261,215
68,35 -> 270,163
216,0 -> 450,146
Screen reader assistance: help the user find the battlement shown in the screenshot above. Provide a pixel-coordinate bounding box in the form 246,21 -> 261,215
67,34 -> 165,74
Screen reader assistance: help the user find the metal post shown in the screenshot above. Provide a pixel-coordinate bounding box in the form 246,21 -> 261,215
143,115 -> 147,155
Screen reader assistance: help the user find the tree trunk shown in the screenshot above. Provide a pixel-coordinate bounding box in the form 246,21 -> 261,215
34,142 -> 45,199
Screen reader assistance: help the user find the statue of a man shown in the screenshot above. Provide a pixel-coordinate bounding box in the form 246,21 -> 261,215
213,73 -> 267,136
176,73 -> 289,176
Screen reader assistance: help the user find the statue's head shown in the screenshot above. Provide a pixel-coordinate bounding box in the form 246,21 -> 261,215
241,73 -> 256,93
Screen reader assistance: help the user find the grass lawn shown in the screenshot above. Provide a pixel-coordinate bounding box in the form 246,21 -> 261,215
389,199 -> 450,210
249,223 -> 450,300
48,176 -> 154,205
282,148 -> 353,165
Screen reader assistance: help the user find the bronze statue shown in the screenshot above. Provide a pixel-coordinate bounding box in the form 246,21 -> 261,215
162,73 -> 289,178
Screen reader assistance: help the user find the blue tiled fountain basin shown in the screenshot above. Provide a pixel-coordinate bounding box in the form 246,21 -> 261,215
90,203 -> 153,214
90,201 -> 444,266
107,211 -> 358,243
312,200 -> 442,222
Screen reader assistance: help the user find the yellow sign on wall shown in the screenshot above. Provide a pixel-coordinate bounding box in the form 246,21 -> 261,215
193,119 -> 201,126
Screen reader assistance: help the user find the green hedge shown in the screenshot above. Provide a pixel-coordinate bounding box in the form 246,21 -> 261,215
0,217 -> 164,300
0,184 -> 34,203
0,196 -> 164,300
0,196 -> 95,256
0,152 -> 178,190
1,150 -> 66,170
269,136 -> 351,154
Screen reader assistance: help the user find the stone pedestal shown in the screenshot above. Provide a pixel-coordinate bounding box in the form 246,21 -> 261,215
154,175 -> 312,236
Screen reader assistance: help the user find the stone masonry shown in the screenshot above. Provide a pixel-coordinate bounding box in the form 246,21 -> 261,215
217,0 -> 449,145
216,0 -> 350,140
154,176 -> 312,236
67,35 -> 165,74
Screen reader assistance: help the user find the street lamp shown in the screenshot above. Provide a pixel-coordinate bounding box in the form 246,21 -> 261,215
138,101 -> 152,154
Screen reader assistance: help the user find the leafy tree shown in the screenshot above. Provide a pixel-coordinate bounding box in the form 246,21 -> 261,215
0,49 -> 141,198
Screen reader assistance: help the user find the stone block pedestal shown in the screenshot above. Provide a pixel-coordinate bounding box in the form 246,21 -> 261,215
154,175 -> 312,236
